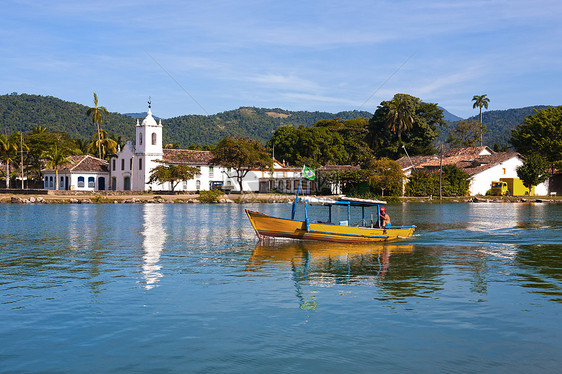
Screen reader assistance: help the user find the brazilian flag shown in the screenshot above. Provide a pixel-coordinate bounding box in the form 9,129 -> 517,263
302,165 -> 315,181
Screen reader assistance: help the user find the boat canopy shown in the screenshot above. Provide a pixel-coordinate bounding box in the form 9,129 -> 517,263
297,196 -> 386,207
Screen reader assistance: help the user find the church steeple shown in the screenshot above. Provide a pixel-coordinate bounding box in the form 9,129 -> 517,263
135,98 -> 162,155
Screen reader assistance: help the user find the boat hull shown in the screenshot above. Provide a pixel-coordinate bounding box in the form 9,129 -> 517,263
245,209 -> 415,243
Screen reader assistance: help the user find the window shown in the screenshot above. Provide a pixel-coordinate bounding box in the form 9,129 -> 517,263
503,168 -> 506,175
112,159 -> 116,171
121,159 -> 125,170
196,180 -> 201,190
78,177 -> 85,188
286,180 -> 291,190
112,177 -> 116,191
139,158 -> 143,170
139,132 -> 143,145
152,132 -> 157,145
60,176 -> 64,189
182,180 -> 187,189
88,177 -> 95,188
49,176 -> 53,188
130,159 -> 132,170
209,167 -> 214,178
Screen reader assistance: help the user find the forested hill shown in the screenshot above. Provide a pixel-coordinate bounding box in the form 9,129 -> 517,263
163,107 -> 373,145
0,93 -> 136,140
0,93 -> 554,148
466,105 -> 550,146
0,93 -> 372,146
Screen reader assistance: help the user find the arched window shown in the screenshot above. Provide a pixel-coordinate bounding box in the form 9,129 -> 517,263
152,132 -> 157,145
88,177 -> 95,188
78,176 -> 85,188
139,132 -> 143,145
196,180 -> 201,190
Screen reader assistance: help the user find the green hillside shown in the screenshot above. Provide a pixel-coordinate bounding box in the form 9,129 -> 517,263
1,93 -> 553,149
466,105 -> 550,147
0,93 -> 135,141
0,94 -> 372,146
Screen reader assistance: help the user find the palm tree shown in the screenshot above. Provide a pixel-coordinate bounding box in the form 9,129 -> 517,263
31,126 -> 48,134
0,133 -> 20,188
86,93 -> 109,159
42,145 -> 72,190
472,94 -> 490,146
89,129 -> 117,160
386,94 -> 414,140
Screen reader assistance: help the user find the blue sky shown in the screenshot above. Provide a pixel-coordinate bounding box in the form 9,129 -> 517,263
2,0 -> 561,119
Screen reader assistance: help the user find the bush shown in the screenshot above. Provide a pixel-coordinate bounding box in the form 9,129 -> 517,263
198,189 -> 224,203
405,165 -> 470,197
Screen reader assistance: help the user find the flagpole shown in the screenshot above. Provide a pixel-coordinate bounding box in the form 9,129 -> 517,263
291,166 -> 305,220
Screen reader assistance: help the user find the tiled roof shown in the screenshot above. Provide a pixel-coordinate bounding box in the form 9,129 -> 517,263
397,148 -> 521,176
162,149 -> 213,165
43,155 -> 109,173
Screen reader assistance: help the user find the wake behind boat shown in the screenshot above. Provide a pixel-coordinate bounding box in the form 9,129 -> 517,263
246,196 -> 416,243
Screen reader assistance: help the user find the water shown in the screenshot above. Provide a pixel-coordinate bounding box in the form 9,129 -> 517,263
1,202 -> 561,373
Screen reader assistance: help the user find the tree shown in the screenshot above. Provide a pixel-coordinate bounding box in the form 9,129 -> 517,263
89,129 -> 117,160
147,164 -> 200,191
386,94 -> 414,140
472,94 -> 490,146
367,94 -> 445,159
25,130 -> 77,182
447,120 -> 486,147
364,158 -> 403,196
86,92 -> 109,159
42,145 -> 72,190
511,106 -> 562,168
211,137 -> 273,193
516,154 -> 550,196
0,133 -> 20,188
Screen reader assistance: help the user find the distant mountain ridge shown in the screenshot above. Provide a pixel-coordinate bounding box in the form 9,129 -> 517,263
0,93 -> 553,148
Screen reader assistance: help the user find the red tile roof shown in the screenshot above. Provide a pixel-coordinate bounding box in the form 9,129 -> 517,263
162,149 -> 213,165
43,155 -> 109,173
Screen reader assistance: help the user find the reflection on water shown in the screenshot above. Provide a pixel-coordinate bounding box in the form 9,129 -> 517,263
141,204 -> 165,289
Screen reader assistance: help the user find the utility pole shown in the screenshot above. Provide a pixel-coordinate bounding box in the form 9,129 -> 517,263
20,132 -> 25,189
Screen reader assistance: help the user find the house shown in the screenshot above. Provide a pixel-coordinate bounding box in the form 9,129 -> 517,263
42,155 -> 109,191
397,146 -> 549,196
257,160 -> 312,194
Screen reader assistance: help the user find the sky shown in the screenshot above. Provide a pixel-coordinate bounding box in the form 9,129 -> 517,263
2,0 -> 562,119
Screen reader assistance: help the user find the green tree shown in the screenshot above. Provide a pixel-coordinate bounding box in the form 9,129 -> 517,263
42,145 -> 72,190
147,164 -> 200,191
211,137 -> 273,193
89,129 -> 117,160
0,133 -> 20,188
447,120 -> 486,147
386,94 -> 414,140
365,158 -> 403,196
472,94 -> 490,146
25,130 -> 77,182
367,94 -> 445,159
86,92 -> 109,159
516,154 -> 550,196
511,106 -> 562,168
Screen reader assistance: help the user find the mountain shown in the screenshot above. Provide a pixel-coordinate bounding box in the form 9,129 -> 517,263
0,93 -> 135,141
465,105 -> 550,147
438,106 -> 463,123
0,93 -> 553,149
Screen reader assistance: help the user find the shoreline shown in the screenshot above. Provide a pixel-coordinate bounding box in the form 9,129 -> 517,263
1,191 -> 559,204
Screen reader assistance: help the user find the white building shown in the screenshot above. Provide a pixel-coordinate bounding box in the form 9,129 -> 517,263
42,155 -> 109,191
397,146 -> 548,196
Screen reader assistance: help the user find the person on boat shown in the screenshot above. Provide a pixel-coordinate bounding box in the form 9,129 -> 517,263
380,207 -> 391,227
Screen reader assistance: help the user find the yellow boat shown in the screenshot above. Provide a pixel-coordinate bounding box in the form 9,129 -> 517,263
246,196 -> 415,243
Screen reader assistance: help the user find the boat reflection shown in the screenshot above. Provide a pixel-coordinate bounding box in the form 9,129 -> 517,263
247,239 -> 414,281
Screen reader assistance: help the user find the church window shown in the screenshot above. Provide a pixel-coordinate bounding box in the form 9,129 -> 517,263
88,177 -> 95,188
121,159 -> 125,170
130,159 -> 132,170
139,133 -> 143,145
209,167 -> 214,178
78,177 -> 85,188
152,132 -> 157,145
196,180 -> 201,190
139,159 -> 143,170
112,159 -> 116,171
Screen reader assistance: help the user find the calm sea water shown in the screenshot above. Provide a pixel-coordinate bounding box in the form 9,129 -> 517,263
1,202 -> 561,373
